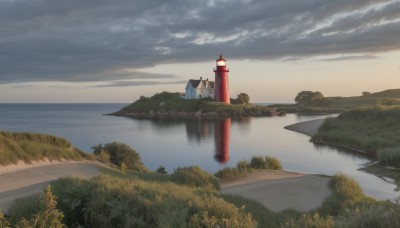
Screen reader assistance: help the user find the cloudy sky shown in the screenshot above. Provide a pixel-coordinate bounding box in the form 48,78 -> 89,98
0,0 -> 399,103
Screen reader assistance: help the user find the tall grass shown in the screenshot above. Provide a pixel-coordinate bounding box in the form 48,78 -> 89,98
377,147 -> 400,167
0,131 -> 91,165
313,108 -> 400,157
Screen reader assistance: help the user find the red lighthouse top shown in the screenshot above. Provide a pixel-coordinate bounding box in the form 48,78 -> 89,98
216,54 -> 226,66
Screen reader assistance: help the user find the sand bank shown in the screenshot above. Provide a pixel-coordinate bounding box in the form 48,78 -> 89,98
220,171 -> 331,212
0,160 -> 106,210
284,118 -> 326,136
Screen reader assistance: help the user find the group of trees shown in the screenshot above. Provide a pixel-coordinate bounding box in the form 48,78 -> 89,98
231,93 -> 250,104
295,91 -> 324,104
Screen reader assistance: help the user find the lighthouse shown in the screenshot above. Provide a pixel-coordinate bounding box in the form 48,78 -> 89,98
214,54 -> 230,103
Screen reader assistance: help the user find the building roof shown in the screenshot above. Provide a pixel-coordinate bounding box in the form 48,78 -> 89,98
188,78 -> 214,89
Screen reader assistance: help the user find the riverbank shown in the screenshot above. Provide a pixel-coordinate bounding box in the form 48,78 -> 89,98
220,170 -> 331,212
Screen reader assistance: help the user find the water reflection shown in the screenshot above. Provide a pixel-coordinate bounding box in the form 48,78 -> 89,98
184,118 -> 233,164
214,119 -> 231,164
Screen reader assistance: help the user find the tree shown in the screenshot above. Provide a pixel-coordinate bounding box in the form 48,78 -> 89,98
237,93 -> 250,104
295,91 -> 324,103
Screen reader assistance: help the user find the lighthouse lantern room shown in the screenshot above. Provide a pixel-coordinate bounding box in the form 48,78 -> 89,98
213,54 -> 230,104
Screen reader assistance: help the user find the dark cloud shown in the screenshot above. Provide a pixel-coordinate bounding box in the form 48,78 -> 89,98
95,80 -> 188,87
0,0 -> 399,84
320,55 -> 379,61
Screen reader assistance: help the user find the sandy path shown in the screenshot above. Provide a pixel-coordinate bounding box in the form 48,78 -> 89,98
220,171 -> 331,212
284,118 -> 326,136
0,160 -> 106,210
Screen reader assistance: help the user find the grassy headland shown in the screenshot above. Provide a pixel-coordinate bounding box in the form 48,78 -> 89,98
312,107 -> 400,167
0,131 -> 92,165
270,89 -> 400,114
111,91 -> 278,119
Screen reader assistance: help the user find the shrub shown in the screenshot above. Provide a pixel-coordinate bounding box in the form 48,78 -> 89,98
156,165 -> 168,174
250,156 -> 267,169
250,156 -> 282,170
102,142 -> 146,171
17,185 -> 65,228
237,160 -> 251,171
320,173 -> 373,216
171,166 -> 220,190
265,156 -> 283,170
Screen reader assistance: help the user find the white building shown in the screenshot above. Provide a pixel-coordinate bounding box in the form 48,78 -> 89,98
185,77 -> 215,99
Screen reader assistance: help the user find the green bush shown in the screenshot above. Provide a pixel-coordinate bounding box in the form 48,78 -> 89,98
250,156 -> 267,169
250,156 -> 282,170
101,142 -> 146,171
378,147 -> 400,167
319,173 -> 373,216
171,166 -> 220,190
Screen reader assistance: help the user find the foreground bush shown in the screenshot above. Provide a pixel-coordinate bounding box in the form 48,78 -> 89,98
319,173 -> 373,216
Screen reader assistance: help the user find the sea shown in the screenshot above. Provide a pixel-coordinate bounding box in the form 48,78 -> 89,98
0,103 -> 398,201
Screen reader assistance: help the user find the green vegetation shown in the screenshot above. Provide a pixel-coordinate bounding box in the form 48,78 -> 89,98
313,108 -> 400,167
92,142 -> 146,171
295,91 -> 324,104
377,147 -> 400,168
170,166 -> 220,190
271,88 -> 400,114
0,131 -> 91,165
215,156 -> 282,178
113,91 -> 276,118
7,174 -> 255,227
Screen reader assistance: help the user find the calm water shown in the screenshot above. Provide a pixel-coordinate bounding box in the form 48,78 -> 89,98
0,103 -> 398,201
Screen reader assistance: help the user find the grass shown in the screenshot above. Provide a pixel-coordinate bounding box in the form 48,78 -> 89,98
0,131 -> 92,165
215,156 -> 282,178
270,88 -> 400,114
312,107 -> 400,168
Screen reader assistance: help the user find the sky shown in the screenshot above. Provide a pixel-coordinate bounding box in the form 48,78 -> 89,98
0,0 -> 399,103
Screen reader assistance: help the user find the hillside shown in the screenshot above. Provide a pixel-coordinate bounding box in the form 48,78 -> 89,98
0,131 -> 91,165
111,91 -> 279,119
270,89 -> 400,114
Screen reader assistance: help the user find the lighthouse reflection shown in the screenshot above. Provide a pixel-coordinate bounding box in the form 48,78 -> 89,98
214,118 -> 231,164
185,118 -> 233,164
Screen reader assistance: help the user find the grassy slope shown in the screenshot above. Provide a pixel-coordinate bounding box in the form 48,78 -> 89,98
115,91 -> 275,117
270,89 -> 400,113
0,131 -> 91,165
312,108 -> 400,154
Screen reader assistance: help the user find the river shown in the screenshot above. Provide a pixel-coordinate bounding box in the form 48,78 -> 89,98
0,103 -> 398,201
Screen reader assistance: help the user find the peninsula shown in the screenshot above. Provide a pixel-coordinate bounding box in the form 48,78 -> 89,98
110,91 -> 281,119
